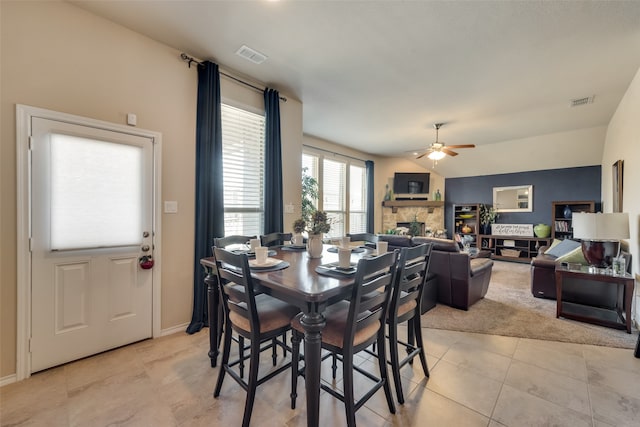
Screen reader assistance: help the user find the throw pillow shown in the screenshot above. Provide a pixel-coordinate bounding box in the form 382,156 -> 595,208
555,246 -> 588,265
547,239 -> 563,251
544,239 -> 580,258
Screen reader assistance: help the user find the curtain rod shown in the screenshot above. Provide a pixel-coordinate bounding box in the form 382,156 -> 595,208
303,144 -> 368,163
181,53 -> 287,102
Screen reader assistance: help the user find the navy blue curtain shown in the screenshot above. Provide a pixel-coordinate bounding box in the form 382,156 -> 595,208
263,88 -> 283,233
187,61 -> 224,334
366,160 -> 375,233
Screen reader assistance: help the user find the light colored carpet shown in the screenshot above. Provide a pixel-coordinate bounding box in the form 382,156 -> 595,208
423,260 -> 638,348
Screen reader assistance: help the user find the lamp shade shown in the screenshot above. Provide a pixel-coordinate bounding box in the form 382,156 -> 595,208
572,212 -> 629,241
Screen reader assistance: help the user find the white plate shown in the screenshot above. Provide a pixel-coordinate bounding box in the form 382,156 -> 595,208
249,257 -> 281,268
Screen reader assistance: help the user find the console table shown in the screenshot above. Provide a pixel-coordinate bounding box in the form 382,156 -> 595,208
478,235 -> 550,262
555,265 -> 634,333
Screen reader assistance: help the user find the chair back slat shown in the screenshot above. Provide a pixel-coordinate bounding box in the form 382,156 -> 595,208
213,235 -> 256,252
344,251 -> 398,348
390,243 -> 432,319
347,232 -> 379,246
260,232 -> 293,247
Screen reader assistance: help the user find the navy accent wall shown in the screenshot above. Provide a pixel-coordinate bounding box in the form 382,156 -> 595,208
444,166 -> 602,237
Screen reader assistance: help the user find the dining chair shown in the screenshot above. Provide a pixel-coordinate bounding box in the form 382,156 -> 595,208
212,248 -> 300,427
386,242 -> 432,404
290,251 -> 399,427
260,232 -> 293,247
210,235 -> 257,371
347,232 -> 379,248
213,235 -> 256,250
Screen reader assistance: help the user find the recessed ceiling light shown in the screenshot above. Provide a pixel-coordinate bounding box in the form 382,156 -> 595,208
236,45 -> 267,64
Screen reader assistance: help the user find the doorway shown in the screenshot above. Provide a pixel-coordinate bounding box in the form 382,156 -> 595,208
16,105 -> 162,379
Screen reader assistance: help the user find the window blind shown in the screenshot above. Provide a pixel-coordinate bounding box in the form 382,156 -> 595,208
349,164 -> 367,233
221,104 -> 265,236
323,158 -> 346,238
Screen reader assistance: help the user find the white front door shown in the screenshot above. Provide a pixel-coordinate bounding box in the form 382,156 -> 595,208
29,116 -> 155,373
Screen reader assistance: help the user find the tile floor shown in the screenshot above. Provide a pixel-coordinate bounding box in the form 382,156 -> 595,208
1,326 -> 639,426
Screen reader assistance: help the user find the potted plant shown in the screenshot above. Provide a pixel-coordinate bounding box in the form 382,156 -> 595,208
305,210 -> 331,258
292,218 -> 306,246
408,214 -> 422,236
479,204 -> 498,235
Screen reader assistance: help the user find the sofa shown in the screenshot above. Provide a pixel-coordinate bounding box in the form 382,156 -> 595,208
378,235 -> 494,310
531,240 -> 631,302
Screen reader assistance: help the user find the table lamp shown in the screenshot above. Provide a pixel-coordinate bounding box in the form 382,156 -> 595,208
572,212 -> 629,270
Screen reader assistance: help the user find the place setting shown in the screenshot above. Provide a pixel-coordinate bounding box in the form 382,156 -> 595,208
316,242 -> 358,277
326,236 -> 366,253
280,233 -> 307,251
231,238 -> 277,257
248,246 -> 289,271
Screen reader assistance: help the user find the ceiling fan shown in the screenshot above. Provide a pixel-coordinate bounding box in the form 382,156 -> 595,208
415,123 -> 475,160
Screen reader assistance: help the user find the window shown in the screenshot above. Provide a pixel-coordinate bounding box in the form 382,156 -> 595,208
50,134 -> 143,250
221,104 -> 265,236
302,149 -> 368,238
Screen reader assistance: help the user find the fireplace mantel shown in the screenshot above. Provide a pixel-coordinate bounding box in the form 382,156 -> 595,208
382,200 -> 444,213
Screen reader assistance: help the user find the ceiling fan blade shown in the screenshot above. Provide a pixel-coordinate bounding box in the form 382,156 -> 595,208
415,150 -> 430,159
442,148 -> 459,157
446,144 -> 475,149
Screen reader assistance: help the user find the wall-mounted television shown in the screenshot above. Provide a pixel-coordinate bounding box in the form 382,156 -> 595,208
393,172 -> 430,200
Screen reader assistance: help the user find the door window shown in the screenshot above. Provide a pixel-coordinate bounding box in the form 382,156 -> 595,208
50,134 -> 143,250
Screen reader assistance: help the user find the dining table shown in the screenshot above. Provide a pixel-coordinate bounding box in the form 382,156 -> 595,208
200,244 -> 373,427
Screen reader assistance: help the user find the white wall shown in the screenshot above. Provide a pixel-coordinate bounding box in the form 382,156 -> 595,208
436,126 -> 607,178
601,65 -> 640,323
0,0 -> 302,378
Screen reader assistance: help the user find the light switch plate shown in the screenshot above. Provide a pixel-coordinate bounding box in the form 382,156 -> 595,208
284,203 -> 294,214
164,201 -> 178,213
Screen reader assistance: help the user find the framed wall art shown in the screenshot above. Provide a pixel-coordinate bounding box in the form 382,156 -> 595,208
612,160 -> 623,212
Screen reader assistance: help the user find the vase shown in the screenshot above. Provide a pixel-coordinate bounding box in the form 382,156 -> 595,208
481,224 -> 491,235
563,205 -> 572,219
533,223 -> 551,238
306,233 -> 324,258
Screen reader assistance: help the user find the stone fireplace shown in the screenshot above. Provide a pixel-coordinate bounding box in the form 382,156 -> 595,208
396,222 -> 425,235
381,201 -> 445,236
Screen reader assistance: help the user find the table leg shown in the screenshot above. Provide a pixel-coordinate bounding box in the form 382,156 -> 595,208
300,310 -> 326,427
555,271 -> 562,318
623,280 -> 633,334
205,269 -> 220,368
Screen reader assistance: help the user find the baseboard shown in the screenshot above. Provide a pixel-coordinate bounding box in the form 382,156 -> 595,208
160,322 -> 190,337
0,374 -> 17,388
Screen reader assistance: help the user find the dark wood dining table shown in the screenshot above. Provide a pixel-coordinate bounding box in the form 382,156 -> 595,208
200,244 -> 372,427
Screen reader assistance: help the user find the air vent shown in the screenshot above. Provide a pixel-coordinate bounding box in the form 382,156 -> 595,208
235,45 -> 267,64
570,96 -> 595,107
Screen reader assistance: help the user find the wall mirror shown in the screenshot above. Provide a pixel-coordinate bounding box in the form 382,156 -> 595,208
493,185 -> 533,212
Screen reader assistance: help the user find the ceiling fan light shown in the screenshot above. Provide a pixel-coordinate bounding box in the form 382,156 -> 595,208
427,151 -> 446,160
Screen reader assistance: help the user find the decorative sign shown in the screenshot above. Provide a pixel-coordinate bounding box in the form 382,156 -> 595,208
491,223 -> 534,237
